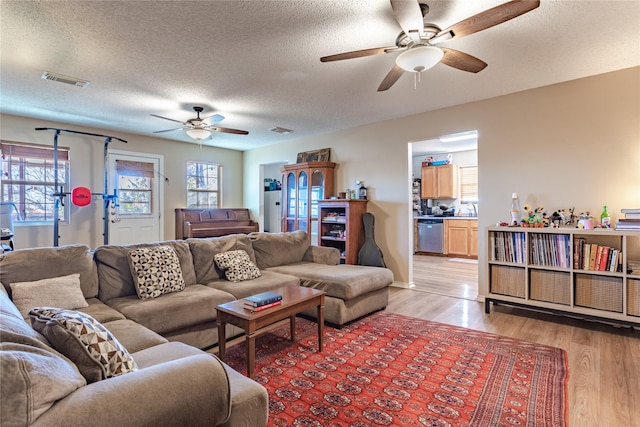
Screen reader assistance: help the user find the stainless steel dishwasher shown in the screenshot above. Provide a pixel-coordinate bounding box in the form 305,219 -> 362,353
417,218 -> 444,253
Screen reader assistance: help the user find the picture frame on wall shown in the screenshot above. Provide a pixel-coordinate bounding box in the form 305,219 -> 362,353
296,148 -> 331,163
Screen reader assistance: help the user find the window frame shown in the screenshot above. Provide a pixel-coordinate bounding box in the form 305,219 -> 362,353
186,161 -> 221,209
459,165 -> 478,204
1,141 -> 70,225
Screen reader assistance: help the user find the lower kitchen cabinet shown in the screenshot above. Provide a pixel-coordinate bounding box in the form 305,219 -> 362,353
445,219 -> 478,257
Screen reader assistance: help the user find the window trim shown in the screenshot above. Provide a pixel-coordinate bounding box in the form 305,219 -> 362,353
1,140 -> 70,225
186,161 -> 222,209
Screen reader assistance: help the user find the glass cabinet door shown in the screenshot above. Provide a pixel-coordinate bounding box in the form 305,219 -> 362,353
298,172 -> 308,220
284,172 -> 296,232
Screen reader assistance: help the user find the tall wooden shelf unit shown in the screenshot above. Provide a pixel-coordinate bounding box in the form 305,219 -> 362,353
281,162 -> 335,245
486,226 -> 640,326
318,199 -> 368,264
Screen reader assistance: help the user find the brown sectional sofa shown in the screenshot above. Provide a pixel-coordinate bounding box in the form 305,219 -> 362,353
0,230 -> 393,426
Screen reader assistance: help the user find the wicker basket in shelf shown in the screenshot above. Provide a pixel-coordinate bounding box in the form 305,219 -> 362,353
529,269 -> 571,305
490,265 -> 525,298
574,273 -> 623,313
628,278 -> 640,317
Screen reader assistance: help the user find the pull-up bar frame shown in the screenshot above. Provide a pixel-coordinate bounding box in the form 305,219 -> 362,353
35,127 -> 127,246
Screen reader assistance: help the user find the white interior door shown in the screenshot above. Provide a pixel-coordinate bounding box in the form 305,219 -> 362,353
107,150 -> 163,245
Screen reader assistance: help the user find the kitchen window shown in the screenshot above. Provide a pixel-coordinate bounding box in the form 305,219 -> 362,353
186,161 -> 221,208
459,166 -> 478,203
0,141 -> 70,223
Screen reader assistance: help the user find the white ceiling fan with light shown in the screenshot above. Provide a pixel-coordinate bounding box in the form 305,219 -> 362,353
151,106 -> 249,141
321,0 -> 541,91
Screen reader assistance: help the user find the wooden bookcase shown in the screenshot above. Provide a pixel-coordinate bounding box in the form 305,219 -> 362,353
486,226 -> 640,325
318,199 -> 368,264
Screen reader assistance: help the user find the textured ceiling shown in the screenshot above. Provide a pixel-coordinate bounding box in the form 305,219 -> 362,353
1,0 -> 639,151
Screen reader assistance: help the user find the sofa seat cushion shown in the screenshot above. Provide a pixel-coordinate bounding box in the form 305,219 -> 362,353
103,319 -> 168,354
206,270 -> 299,300
188,234 -> 258,283
79,298 -> 127,323
266,263 -> 393,300
0,342 -> 86,426
249,230 -> 310,269
106,285 -> 235,335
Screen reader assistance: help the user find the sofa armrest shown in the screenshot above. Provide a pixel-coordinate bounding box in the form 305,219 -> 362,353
303,245 -> 340,265
32,354 -> 231,427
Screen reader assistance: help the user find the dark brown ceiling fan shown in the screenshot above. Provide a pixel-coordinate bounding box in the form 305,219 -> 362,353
151,106 -> 249,141
320,0 -> 540,91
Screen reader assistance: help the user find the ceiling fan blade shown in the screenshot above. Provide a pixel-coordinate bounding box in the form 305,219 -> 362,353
436,0 -> 540,41
441,48 -> 487,73
209,126 -> 249,135
321,46 -> 399,62
202,113 -> 225,123
390,0 -> 424,41
377,64 -> 405,92
152,127 -> 185,134
150,114 -> 186,125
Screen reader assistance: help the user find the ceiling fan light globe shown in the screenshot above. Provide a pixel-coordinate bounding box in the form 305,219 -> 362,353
395,46 -> 443,72
186,128 -> 211,140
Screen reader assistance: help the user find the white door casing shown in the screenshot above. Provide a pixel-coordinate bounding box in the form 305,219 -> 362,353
107,150 -> 163,245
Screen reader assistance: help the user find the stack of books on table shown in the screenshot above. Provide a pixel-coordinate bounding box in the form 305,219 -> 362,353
243,291 -> 283,312
615,208 -> 640,231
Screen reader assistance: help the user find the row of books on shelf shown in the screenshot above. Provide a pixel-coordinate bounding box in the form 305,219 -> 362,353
530,233 -> 571,268
243,291 -> 283,312
490,231 -> 526,263
615,208 -> 640,230
574,239 -> 623,272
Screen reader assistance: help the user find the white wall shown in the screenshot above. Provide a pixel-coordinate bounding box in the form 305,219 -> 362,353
244,67 -> 640,298
0,114 -> 245,249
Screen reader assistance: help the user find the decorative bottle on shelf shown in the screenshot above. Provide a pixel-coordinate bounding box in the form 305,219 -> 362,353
358,182 -> 367,200
510,193 -> 522,225
600,205 -> 610,228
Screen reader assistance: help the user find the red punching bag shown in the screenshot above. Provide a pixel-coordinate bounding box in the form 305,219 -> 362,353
71,187 -> 92,207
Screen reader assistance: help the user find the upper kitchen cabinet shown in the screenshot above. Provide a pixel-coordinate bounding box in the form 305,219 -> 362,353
281,161 -> 336,245
421,164 -> 459,199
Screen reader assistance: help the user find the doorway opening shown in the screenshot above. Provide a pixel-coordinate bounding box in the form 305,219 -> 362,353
259,162 -> 286,233
409,131 -> 479,299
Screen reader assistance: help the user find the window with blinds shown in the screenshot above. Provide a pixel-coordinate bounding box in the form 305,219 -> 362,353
0,141 -> 70,223
115,160 -> 154,215
186,161 -> 220,208
459,166 -> 478,203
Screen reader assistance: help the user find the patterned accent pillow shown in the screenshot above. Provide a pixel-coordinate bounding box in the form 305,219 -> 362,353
127,246 -> 186,300
214,250 -> 261,282
29,307 -> 138,383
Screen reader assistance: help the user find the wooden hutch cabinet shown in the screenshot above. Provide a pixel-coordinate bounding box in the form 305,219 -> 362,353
318,199 -> 368,264
281,162 -> 335,245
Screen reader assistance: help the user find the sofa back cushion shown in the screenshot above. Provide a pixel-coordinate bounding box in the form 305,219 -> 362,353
249,230 -> 310,269
188,234 -> 257,283
95,241 -> 196,302
0,244 -> 98,299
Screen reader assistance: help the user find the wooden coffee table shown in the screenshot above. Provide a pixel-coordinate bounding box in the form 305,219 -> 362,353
216,285 -> 325,378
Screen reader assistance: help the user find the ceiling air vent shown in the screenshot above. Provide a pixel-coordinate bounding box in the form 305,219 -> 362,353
41,71 -> 90,88
269,126 -> 292,135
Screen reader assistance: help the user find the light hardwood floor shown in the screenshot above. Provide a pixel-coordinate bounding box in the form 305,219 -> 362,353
412,254 -> 478,300
385,287 -> 640,426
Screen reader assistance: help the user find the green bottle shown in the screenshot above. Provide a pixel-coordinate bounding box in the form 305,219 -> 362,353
600,205 -> 610,228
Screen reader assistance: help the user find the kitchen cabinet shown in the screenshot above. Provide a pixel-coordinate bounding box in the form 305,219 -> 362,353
281,162 -> 335,245
318,199 -> 367,264
421,165 -> 459,199
445,219 -> 478,257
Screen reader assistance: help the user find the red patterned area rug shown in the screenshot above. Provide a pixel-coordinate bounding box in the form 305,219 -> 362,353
224,312 -> 568,427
